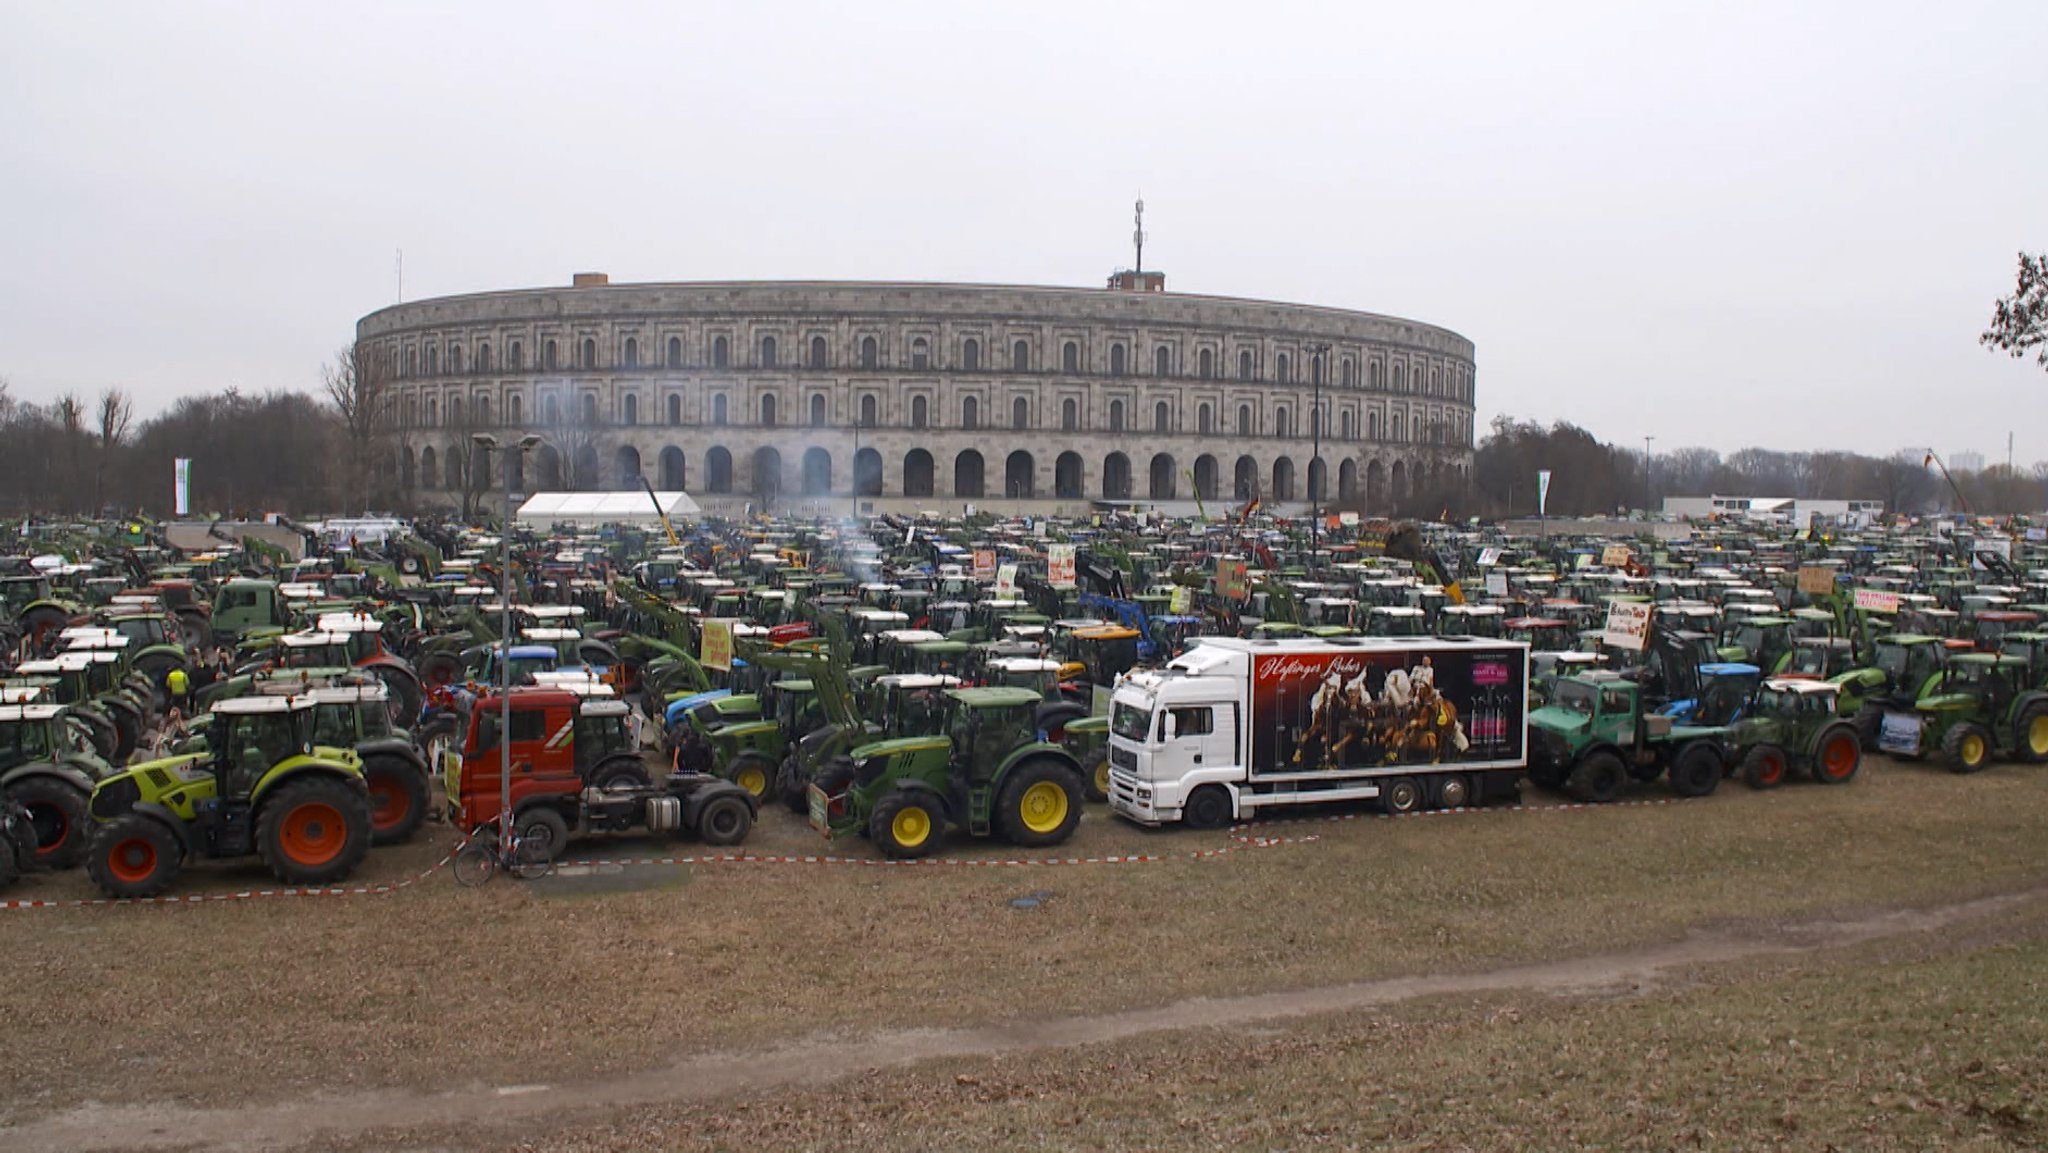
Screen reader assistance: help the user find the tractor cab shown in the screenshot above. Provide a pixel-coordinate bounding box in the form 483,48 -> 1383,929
908,640 -> 973,680
1505,617 -> 1574,652
1662,662 -> 1762,727
945,687 -> 1043,781
474,643 -> 560,688
1364,606 -> 1426,638
870,673 -> 960,739
277,631 -> 355,672
1974,610 -> 2041,650
1781,637 -> 1857,681
984,657 -> 1064,697
1719,615 -> 1796,671
1438,603 -> 1505,639
0,702 -> 101,774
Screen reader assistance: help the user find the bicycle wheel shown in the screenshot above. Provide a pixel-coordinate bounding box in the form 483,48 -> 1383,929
509,836 -> 555,881
452,843 -> 497,888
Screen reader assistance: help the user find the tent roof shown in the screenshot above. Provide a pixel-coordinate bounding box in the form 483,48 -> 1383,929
514,490 -> 700,527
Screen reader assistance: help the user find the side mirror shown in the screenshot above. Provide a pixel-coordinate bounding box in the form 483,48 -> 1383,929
1162,713 -> 1178,741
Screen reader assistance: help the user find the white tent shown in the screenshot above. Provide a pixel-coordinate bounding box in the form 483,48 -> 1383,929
514,490 -> 700,528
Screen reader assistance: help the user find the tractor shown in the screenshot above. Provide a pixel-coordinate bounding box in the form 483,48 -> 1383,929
84,695 -> 373,898
1722,678 -> 1862,789
808,686 -> 1085,859
0,702 -> 113,868
1878,653 -> 2048,773
1528,673 -> 1729,802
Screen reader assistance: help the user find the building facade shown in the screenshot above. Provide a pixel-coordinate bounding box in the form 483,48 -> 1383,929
357,274 -> 1478,516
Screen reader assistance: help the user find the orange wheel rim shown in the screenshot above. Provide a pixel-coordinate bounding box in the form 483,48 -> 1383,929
107,837 -> 157,883
280,802 -> 347,865
366,776 -> 410,831
27,803 -> 70,855
1821,737 -> 1855,778
1761,754 -> 1785,785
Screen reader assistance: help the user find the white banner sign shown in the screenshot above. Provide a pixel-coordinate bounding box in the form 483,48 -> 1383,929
1601,600 -> 1653,652
1047,544 -> 1076,588
1852,588 -> 1901,615
174,458 -> 192,516
1537,470 -> 1552,517
995,563 -> 1018,596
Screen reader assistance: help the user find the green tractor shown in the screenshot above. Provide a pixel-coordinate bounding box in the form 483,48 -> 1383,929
1527,673 -> 1729,803
1721,678 -> 1863,789
0,702 -> 114,868
1836,634 -> 1955,749
708,676 -> 820,801
1877,653 -> 2048,773
83,695 -> 373,897
808,686 -> 1084,859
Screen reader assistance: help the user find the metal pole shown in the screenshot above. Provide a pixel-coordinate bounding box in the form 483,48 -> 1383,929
498,447 -> 513,842
1643,435 -> 1654,514
1308,343 -> 1328,567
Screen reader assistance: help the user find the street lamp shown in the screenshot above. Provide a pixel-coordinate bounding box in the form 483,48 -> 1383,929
471,431 -> 542,847
1307,342 -> 1331,566
1643,434 -> 1656,515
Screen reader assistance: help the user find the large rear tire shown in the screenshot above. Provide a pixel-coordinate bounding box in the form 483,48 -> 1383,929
6,777 -> 91,870
1078,748 -> 1110,803
256,777 -> 372,886
87,814 -> 184,898
723,751 -> 777,802
1566,751 -> 1628,804
1811,724 -> 1861,784
362,756 -> 428,847
870,789 -> 946,860
1852,703 -> 1884,752
1940,722 -> 1993,774
693,792 -> 754,847
1741,744 -> 1789,790
1668,742 -> 1723,798
2013,702 -> 2048,764
994,760 -> 1083,849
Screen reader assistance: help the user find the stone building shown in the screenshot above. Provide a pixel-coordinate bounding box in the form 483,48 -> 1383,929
357,272 -> 1477,517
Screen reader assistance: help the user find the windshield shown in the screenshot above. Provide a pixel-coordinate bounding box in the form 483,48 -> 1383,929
1111,701 -> 1153,742
1875,643 -> 1914,678
1551,681 -> 1597,717
1788,646 -> 1827,675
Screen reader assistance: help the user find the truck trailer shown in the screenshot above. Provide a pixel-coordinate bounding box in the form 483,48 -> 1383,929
1108,636 -> 1528,828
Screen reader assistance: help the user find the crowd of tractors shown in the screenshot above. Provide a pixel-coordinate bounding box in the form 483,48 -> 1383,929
1,505 -> 2043,899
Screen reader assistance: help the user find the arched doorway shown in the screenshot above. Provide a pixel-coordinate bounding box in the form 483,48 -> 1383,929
1054,452 -> 1083,499
1234,456 -> 1258,500
954,450 -> 985,499
532,444 -> 561,490
801,447 -> 832,495
1149,453 -> 1176,500
614,445 -> 641,489
903,449 -> 934,498
1005,451 -> 1034,498
502,449 -> 524,493
658,446 -> 685,490
1391,460 -> 1409,506
854,448 -> 882,496
1366,460 -> 1386,513
1102,453 -> 1131,500
1193,454 -> 1218,501
706,447 -> 732,494
753,446 -> 782,500
1273,457 -> 1295,501
571,444 -> 599,490
1338,459 -> 1357,501
399,447 -> 415,490
1307,458 -> 1326,503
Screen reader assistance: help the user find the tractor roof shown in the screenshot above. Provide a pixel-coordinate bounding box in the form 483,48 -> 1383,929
1764,678 -> 1839,695
307,683 -> 391,705
988,657 -> 1063,673
0,702 -> 64,722
519,627 -> 583,642
213,694 -> 312,715
877,673 -> 960,690
1951,652 -> 2031,667
314,612 -> 383,633
1701,663 -> 1762,676
279,631 -> 349,648
946,686 -> 1045,709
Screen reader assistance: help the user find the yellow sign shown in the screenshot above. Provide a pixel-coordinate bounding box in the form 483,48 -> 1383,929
1796,566 -> 1836,596
1600,545 -> 1632,568
701,618 -> 736,672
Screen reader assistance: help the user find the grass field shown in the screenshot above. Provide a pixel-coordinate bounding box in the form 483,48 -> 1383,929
3,755 -> 2047,1151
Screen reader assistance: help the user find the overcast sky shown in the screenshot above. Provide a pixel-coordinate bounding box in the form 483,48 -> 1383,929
2,0 -> 2041,463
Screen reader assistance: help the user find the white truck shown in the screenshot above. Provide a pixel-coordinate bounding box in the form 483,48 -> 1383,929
1107,636 -> 1529,828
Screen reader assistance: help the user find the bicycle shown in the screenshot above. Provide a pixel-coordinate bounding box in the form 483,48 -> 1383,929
452,819 -> 556,887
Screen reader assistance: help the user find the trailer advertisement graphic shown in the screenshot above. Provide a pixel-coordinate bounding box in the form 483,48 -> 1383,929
1252,646 -> 1525,775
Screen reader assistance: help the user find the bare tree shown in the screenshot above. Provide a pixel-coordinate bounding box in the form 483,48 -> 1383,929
1981,251 -> 2048,371
93,387 -> 134,512
323,342 -> 394,514
55,392 -> 85,511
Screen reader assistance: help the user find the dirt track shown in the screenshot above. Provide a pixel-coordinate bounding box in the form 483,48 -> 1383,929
9,884 -> 2041,1153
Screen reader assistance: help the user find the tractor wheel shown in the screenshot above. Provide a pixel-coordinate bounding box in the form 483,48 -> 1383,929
1852,703 -> 1885,752
7,777 -> 91,870
1741,744 -> 1789,790
78,712 -> 118,763
1811,725 -> 1862,785
693,792 -> 754,847
514,806 -> 572,864
108,708 -> 139,765
1183,785 -> 1232,830
1381,776 -> 1425,815
257,777 -> 372,886
87,814 -> 184,899
1940,722 -> 1993,775
361,756 -> 428,846
2013,703 -> 2048,764
0,830 -> 18,891
372,667 -> 425,730
590,755 -> 652,793
1566,751 -> 1628,805
815,759 -> 858,797
1079,749 -> 1110,803
723,751 -> 777,802
174,608 -> 213,652
1668,742 -> 1724,799
870,789 -> 945,860
995,761 -> 1083,849
416,651 -> 466,689
19,605 -> 72,652
1034,700 -> 1086,743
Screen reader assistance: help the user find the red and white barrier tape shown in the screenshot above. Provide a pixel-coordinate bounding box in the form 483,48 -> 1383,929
0,841 -> 468,912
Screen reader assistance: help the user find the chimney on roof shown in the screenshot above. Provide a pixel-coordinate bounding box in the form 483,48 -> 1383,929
572,272 -> 610,288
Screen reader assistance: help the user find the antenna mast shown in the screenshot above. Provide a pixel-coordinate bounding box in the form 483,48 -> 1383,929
396,249 -> 404,303
1133,197 -> 1146,274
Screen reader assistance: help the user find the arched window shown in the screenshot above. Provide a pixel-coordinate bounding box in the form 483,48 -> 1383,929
542,394 -> 558,424
1238,350 -> 1254,381
1341,358 -> 1355,387
1109,399 -> 1124,432
713,336 -> 729,368
1109,344 -> 1127,376
1154,346 -> 1170,376
508,393 -> 521,424
1392,364 -> 1405,391
1013,339 -> 1029,371
760,394 -> 777,427
667,394 -> 682,425
623,337 -> 638,368
1275,406 -> 1290,438
667,336 -> 682,368
426,346 -> 438,375
1368,411 -> 1381,440
1238,405 -> 1252,436
911,337 -> 929,371
580,392 -> 598,423
1062,341 -> 1079,373
1341,410 -> 1354,440
404,349 -> 416,377
810,393 -> 826,426
581,337 -> 596,368
1312,354 -> 1325,386
859,394 -> 877,426
713,394 -> 728,425
1277,353 -> 1290,383
860,336 -> 878,368
1154,401 -> 1170,433
1198,403 -> 1212,435
543,340 -> 558,370
477,341 -> 492,372
760,335 -> 777,368
1199,348 -> 1213,378
623,394 -> 638,425
449,344 -> 463,374
509,340 -> 522,370
810,335 -> 828,368
911,395 -> 928,428
448,396 -> 463,426
1370,361 -> 1382,389
476,395 -> 491,425
961,395 -> 978,430
963,338 -> 980,371
1012,397 -> 1028,430
1061,398 -> 1077,431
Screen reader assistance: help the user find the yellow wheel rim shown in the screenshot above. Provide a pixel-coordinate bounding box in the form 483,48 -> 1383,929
1963,734 -> 1986,765
1019,780 -> 1069,834
736,765 -> 768,797
1093,761 -> 1111,796
891,805 -> 932,847
2029,716 -> 2048,756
